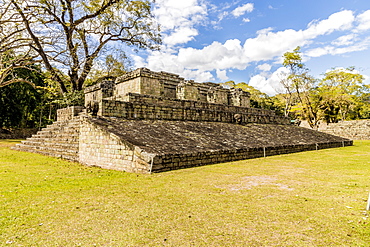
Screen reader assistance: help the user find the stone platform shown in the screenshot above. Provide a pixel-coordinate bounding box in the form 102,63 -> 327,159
12,68 -> 354,173
77,116 -> 352,173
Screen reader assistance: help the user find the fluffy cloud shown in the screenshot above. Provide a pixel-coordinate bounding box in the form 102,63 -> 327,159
136,7 -> 370,91
231,3 -> 254,17
355,10 -> 370,32
177,39 -> 247,70
249,67 -> 289,95
304,10 -> 354,37
216,69 -> 228,80
257,63 -> 272,72
306,37 -> 370,57
331,34 -> 356,46
153,0 -> 207,47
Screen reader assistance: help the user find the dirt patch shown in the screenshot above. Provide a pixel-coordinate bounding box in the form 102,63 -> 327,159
216,175 -> 294,191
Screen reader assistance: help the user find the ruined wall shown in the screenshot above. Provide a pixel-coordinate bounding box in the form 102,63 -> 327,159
151,141 -> 352,172
84,68 -> 253,111
320,120 -> 370,140
85,117 -> 353,174
205,84 -> 229,105
84,81 -> 115,106
57,106 -> 84,121
78,118 -> 152,173
81,68 -> 253,108
100,94 -> 290,125
229,88 -> 250,107
176,81 -> 201,101
114,68 -> 184,99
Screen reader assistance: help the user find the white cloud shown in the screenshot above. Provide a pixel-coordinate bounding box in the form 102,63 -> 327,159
243,29 -> 307,62
242,18 -> 251,23
355,10 -> 370,32
216,69 -> 228,80
249,67 -> 289,95
331,34 -> 356,46
135,9 -> 370,91
364,74 -> 370,85
231,3 -> 254,17
177,39 -> 247,71
257,63 -> 272,71
182,69 -> 214,82
304,10 -> 354,37
163,27 -> 199,46
306,37 -> 370,57
153,0 -> 207,47
306,47 -> 332,57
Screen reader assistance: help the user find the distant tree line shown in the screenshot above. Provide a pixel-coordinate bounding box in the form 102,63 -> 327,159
223,47 -> 370,129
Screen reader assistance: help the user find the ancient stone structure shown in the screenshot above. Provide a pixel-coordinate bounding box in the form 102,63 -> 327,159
14,68 -> 353,173
320,120 -> 370,140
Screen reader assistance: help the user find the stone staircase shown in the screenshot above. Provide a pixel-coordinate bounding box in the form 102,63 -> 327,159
12,117 -> 81,161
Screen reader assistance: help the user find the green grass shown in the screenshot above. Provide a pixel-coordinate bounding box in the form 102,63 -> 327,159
1,140 -> 370,246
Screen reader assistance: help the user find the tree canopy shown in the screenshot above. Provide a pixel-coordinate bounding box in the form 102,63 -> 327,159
278,47 -> 370,127
0,0 -> 161,92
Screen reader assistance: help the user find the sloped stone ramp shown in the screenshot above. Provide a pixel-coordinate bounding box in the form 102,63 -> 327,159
76,116 -> 352,173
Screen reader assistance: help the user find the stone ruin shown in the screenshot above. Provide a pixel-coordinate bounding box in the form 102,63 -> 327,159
13,68 -> 353,173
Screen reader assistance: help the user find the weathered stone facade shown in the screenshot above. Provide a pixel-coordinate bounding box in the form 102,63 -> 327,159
98,93 -> 288,125
320,120 -> 370,140
85,67 -> 251,108
14,68 -> 353,174
56,106 -> 84,121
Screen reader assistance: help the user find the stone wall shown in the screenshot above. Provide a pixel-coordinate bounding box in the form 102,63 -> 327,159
57,106 -> 84,121
84,81 -> 115,107
85,68 -> 251,108
321,120 -> 370,140
99,94 -> 290,125
81,117 -> 352,174
79,117 -> 153,173
115,68 -> 183,98
151,141 -> 351,172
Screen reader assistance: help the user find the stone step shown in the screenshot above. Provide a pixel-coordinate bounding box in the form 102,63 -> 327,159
28,137 -> 79,144
20,141 -> 79,150
41,125 -> 80,132
34,131 -> 79,139
45,121 -> 81,130
13,117 -> 82,162
37,129 -> 78,137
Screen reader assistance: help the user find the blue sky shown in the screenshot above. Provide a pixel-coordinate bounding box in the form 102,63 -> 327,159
133,0 -> 370,95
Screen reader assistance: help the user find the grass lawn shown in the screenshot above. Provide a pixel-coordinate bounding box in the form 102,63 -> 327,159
1,139 -> 370,246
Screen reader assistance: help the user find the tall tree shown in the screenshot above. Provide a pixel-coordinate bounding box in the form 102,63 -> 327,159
319,67 -> 365,122
1,0 -> 161,93
282,47 -> 321,129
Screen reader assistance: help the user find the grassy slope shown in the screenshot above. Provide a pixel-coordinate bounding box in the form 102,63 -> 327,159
0,140 -> 369,246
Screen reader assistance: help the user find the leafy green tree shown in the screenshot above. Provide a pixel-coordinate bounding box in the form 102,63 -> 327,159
88,53 -> 132,84
319,67 -> 364,122
1,0 -> 161,93
0,64 -> 48,128
282,47 -> 321,128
